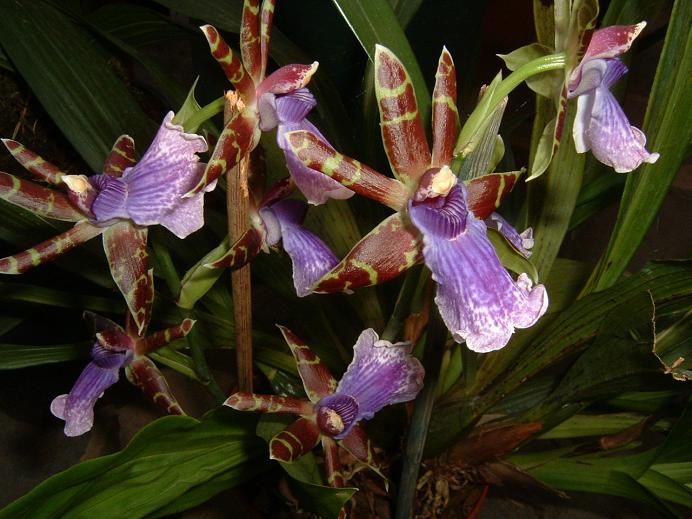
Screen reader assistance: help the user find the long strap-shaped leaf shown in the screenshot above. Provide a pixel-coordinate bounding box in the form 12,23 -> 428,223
102,221 -> 153,335
285,130 -> 409,211
2,139 -> 67,184
0,221 -> 104,274
0,172 -> 84,221
313,212 -> 422,294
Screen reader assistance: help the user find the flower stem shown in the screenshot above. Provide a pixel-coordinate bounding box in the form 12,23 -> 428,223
455,52 -> 565,158
395,305 -> 448,519
225,92 -> 254,393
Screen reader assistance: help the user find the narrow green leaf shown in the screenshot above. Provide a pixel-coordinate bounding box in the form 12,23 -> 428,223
538,413 -> 670,440
0,410 -> 265,519
0,281 -> 123,313
0,342 -> 88,370
330,0 -> 430,123
0,0 -> 155,171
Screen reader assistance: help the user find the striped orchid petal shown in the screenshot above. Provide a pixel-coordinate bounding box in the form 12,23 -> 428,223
259,0 -> 276,80
464,171 -> 522,220
374,45 -> 431,186
225,392 -> 314,415
322,436 -> 345,489
0,171 -> 84,221
200,24 -> 256,102
431,47 -> 460,168
205,226 -> 264,270
240,0 -> 262,85
188,109 -> 256,196
102,222 -> 153,335
0,221 -> 104,274
2,139 -> 66,184
103,135 -> 136,178
125,356 -> 184,415
277,325 -> 337,402
313,212 -> 422,294
339,424 -> 386,484
135,318 -> 195,355
270,417 -> 321,462
285,129 -> 409,210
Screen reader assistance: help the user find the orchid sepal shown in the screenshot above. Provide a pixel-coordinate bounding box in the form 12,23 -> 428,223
1,139 -> 66,184
0,171 -> 85,221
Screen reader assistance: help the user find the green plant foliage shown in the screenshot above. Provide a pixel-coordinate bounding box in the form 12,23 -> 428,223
0,410 -> 267,519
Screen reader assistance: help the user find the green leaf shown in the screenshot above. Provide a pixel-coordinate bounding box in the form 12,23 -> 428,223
256,415 -> 357,519
487,228 -> 539,283
0,410 -> 266,519
0,341 -> 88,370
654,308 -> 692,381
330,0 -> 430,123
527,104 -> 585,278
583,0 -> 692,292
538,413 -> 671,440
0,0 -> 155,171
0,281 -> 123,313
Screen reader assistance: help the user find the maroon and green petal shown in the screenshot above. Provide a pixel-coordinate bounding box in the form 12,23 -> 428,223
277,325 -> 337,402
240,0 -> 263,85
200,24 -> 256,102
102,221 -> 153,335
0,221 -> 104,274
256,62 -> 319,98
285,129 -> 409,211
125,356 -> 184,415
2,139 -> 66,184
103,135 -> 136,178
464,170 -> 522,220
205,226 -> 264,270
374,45 -> 431,186
269,417 -> 321,462
225,391 -> 313,415
187,109 -> 257,196
313,213 -> 422,294
259,0 -> 276,81
321,436 -> 345,488
339,424 -> 387,485
0,172 -> 84,221
135,318 -> 196,356
431,47 -> 460,168
96,327 -> 134,352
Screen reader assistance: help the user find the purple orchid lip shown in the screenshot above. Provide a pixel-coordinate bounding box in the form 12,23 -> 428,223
409,184 -> 548,352
260,198 -> 339,296
67,112 -> 213,238
50,344 -> 132,437
314,329 -> 424,439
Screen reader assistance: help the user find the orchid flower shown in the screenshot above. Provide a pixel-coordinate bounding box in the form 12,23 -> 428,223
205,177 -> 338,297
193,0 -> 352,204
285,46 -> 548,352
567,23 -> 659,172
51,312 -> 195,436
0,112 -> 209,333
226,326 -> 423,487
